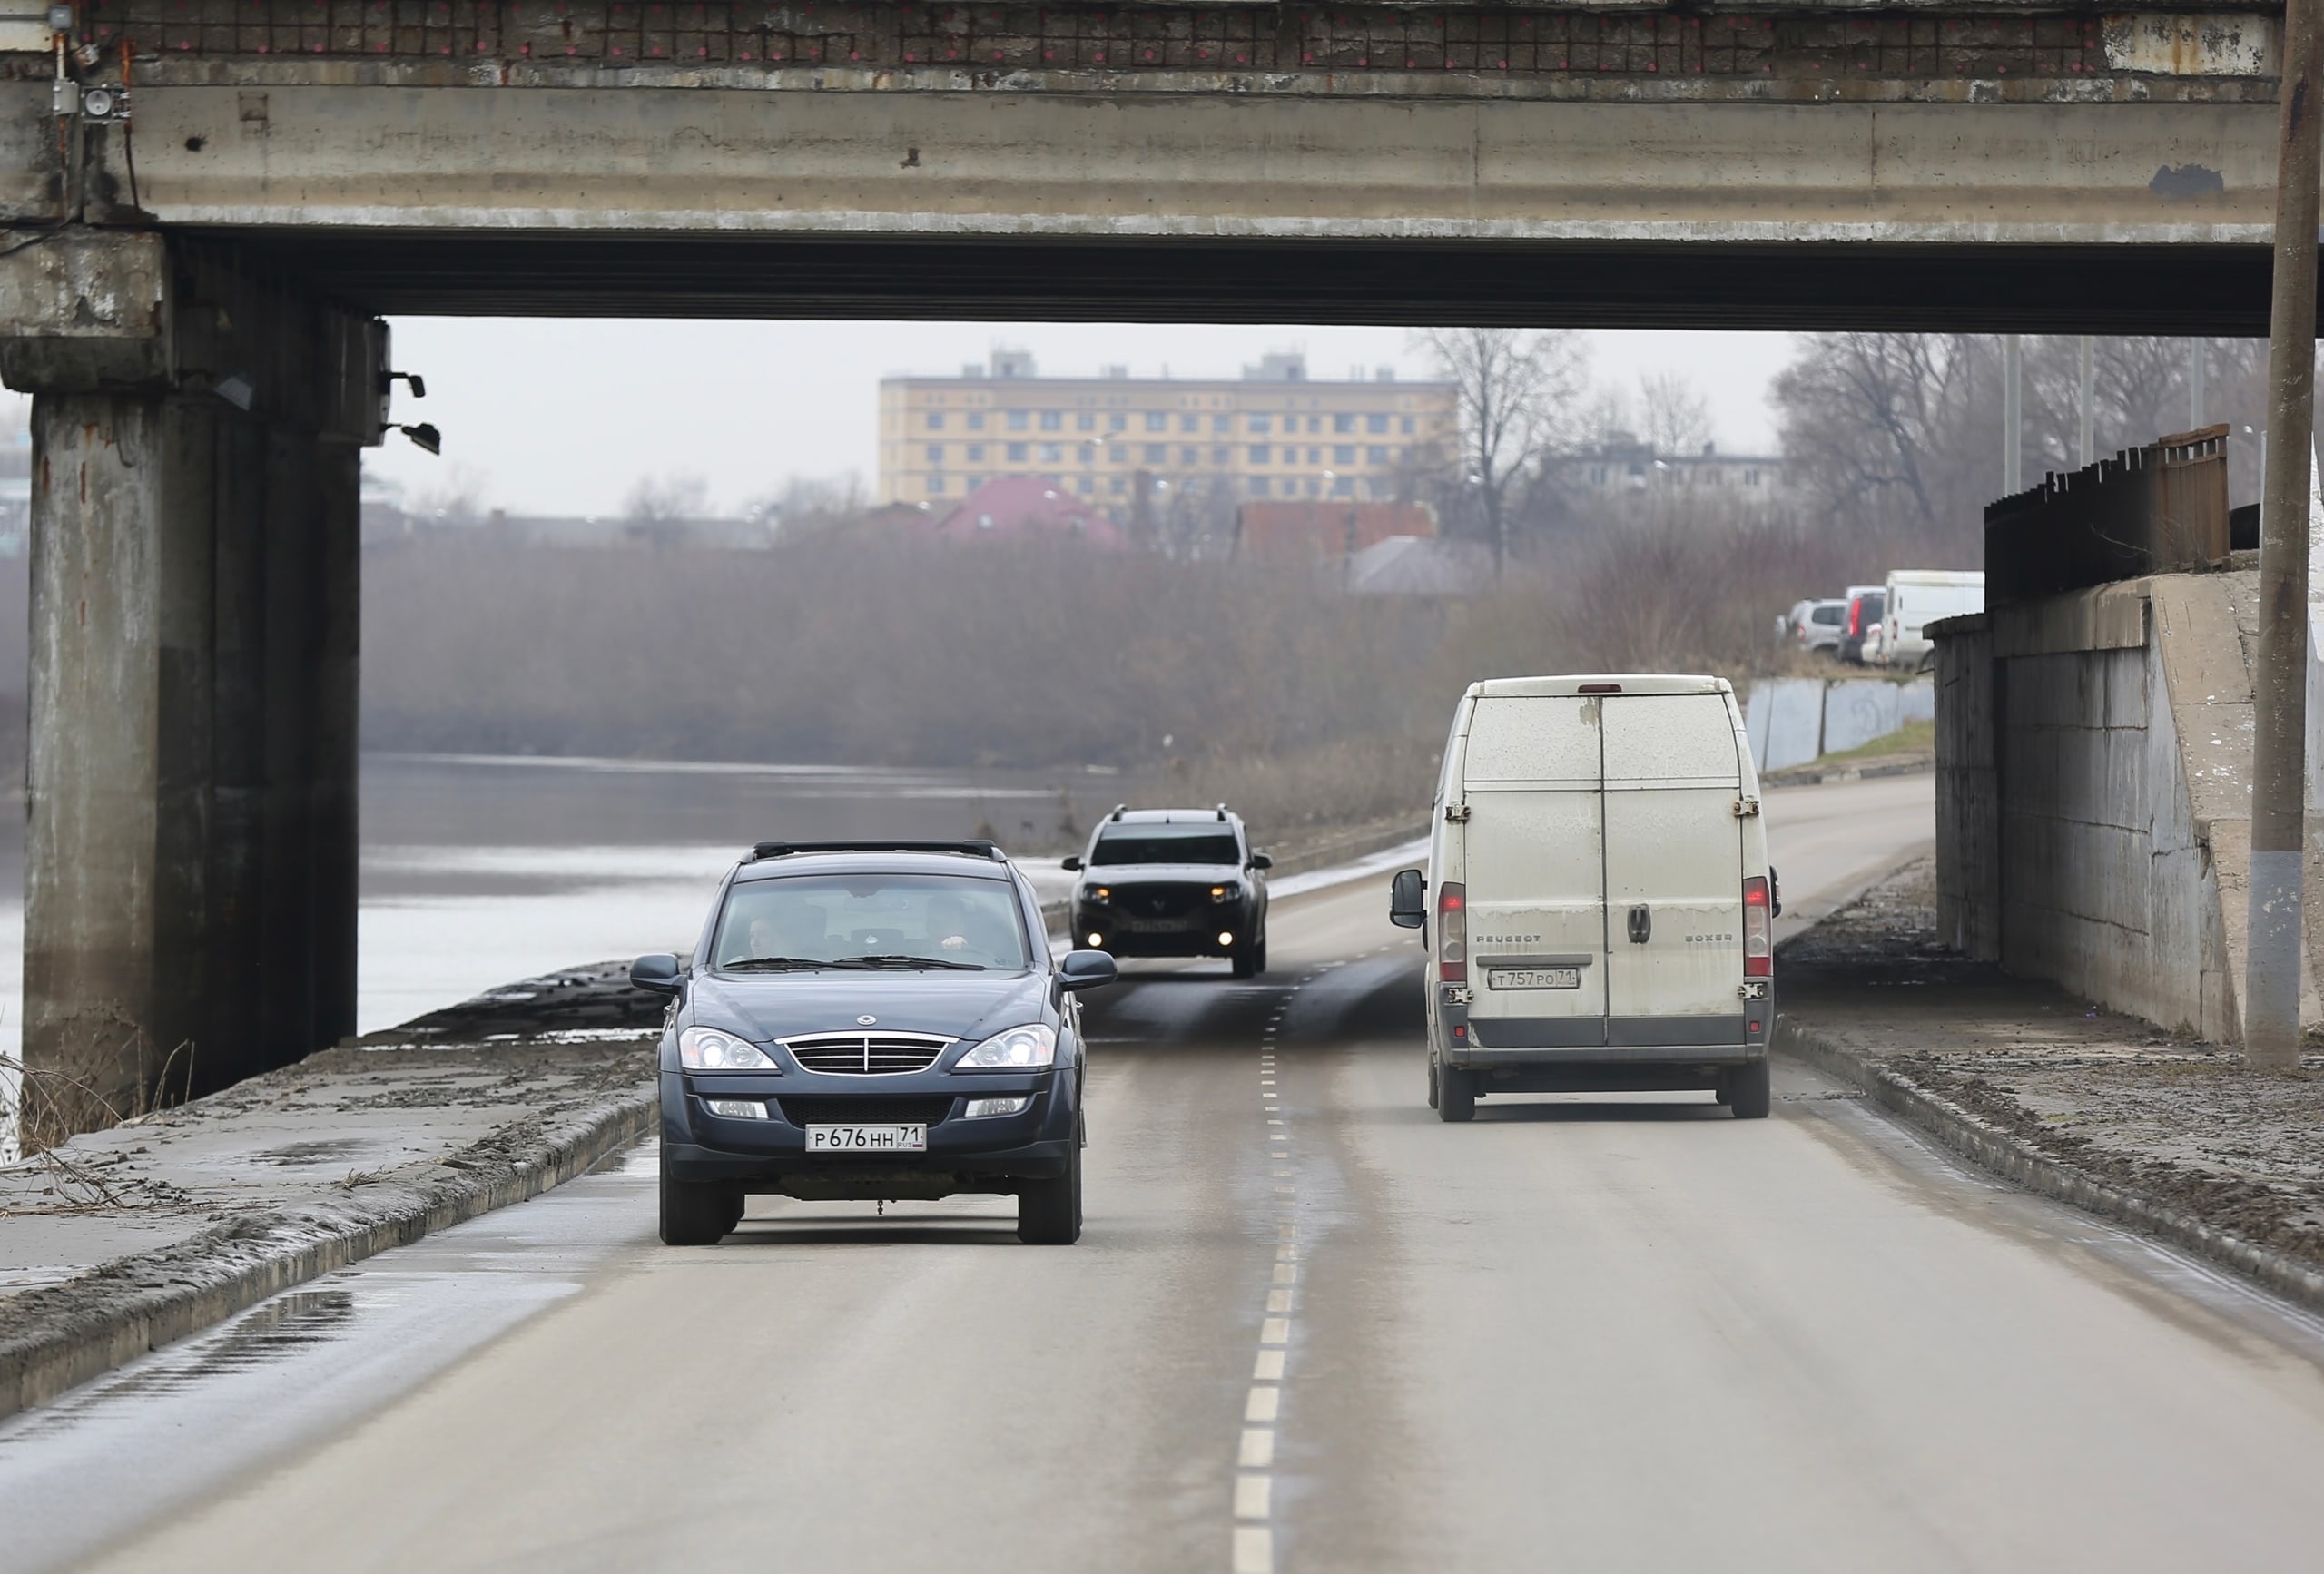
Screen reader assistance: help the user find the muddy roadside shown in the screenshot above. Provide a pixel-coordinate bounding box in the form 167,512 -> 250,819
1780,858 -> 2324,1296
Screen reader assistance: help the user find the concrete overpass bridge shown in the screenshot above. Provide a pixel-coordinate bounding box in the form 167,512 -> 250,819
0,1 -> 2307,1123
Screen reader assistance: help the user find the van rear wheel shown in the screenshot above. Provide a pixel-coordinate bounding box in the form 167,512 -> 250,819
1426,1053 -> 1440,1109
1728,1059 -> 1771,1120
1437,1058 -> 1476,1123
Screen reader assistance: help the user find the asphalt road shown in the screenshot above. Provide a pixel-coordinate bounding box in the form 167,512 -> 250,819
12,772 -> 2324,1571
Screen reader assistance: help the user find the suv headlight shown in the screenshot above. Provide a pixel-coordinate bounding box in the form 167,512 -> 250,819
1210,882 -> 1242,904
679,1026 -> 777,1071
1083,885 -> 1112,905
954,1023 -> 1057,1070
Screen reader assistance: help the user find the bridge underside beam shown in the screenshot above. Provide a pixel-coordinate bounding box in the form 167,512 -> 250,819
1,236 -> 381,1136
221,231 -> 2283,335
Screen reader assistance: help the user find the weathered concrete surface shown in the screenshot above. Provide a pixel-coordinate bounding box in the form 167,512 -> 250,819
0,961 -> 666,1421
1934,570 -> 2322,1042
1782,857 -> 2324,1316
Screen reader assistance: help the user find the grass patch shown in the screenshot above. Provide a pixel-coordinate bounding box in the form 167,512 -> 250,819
1817,718 -> 1934,765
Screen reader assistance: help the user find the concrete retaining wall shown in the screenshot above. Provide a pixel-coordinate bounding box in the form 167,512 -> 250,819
1934,572 -> 2322,1042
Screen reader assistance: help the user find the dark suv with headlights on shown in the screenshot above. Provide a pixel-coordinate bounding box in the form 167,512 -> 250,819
1064,806 -> 1272,977
629,841 -> 1117,1247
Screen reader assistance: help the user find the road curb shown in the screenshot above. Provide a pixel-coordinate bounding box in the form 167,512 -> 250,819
0,1086 -> 656,1423
1776,1018 -> 2324,1318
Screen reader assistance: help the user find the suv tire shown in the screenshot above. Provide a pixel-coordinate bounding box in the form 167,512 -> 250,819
661,1159 -> 742,1246
1019,1133 -> 1083,1244
1436,1058 -> 1477,1123
1231,938 -> 1264,979
1427,1053 -> 1440,1109
1728,1059 -> 1772,1120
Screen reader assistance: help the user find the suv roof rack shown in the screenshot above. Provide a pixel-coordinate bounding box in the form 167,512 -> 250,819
746,840 -> 1006,863
1216,802 -> 1229,821
1108,803 -> 1127,821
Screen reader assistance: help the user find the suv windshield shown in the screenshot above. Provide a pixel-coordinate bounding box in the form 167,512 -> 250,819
713,873 -> 1029,971
1089,829 -> 1243,866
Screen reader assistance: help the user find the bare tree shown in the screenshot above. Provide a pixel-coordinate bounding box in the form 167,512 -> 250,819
1638,370 -> 1714,457
405,462 -> 494,526
1771,333 -> 1997,553
1416,328 -> 1587,572
625,472 -> 712,522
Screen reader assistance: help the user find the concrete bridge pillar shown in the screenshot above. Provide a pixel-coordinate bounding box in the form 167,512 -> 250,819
1,232 -> 381,1137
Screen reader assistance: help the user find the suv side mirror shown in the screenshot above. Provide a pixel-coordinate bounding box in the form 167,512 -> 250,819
1060,854 -> 1083,871
629,952 -> 684,994
1248,851 -> 1273,871
1388,869 -> 1426,929
1058,949 -> 1118,991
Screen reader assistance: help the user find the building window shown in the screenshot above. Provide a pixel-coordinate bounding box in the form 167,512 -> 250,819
1247,476 -> 1270,497
1367,413 -> 1389,434
1039,410 -> 1062,431
1249,445 -> 1271,465
968,412 -> 986,431
1306,447 -> 1322,464
1367,446 -> 1388,465
1040,443 -> 1062,462
1331,475 -> 1355,497
1400,416 -> 1414,434
1745,468 -> 1761,486
1180,448 -> 1199,466
1007,410 -> 1029,431
1145,411 -> 1167,433
1109,446 -> 1128,464
1214,414 -> 1233,434
1213,447 -> 1231,467
1078,412 -> 1096,432
1008,442 -> 1029,461
1180,413 -> 1199,434
1334,445 -> 1355,465
1144,443 -> 1167,463
1305,476 -> 1321,497
1075,476 -> 1094,495
1307,416 -> 1324,434
929,475 -> 946,494
926,444 -> 945,463
1079,445 -> 1098,465
1249,414 -> 1272,435
968,444 -> 985,462
1108,413 -> 1128,432
1334,413 -> 1356,434
927,412 -> 946,431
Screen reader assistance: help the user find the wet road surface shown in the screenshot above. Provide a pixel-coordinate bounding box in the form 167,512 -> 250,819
9,776 -> 2324,1570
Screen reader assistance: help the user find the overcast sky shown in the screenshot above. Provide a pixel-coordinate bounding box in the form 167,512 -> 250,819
0,325 -> 1795,518
355,322 -> 1798,519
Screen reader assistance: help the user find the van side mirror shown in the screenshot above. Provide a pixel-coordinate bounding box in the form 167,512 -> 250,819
1769,866 -> 1783,919
1060,854 -> 1082,871
1388,868 -> 1426,929
629,952 -> 684,995
1059,949 -> 1118,991
1248,851 -> 1273,871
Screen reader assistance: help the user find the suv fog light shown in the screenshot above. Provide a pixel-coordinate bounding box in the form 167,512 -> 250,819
1217,930 -> 1235,947
1087,931 -> 1104,948
704,1098 -> 768,1120
964,1095 -> 1032,1119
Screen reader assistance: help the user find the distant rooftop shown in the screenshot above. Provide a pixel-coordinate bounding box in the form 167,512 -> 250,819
930,350 -> 1429,387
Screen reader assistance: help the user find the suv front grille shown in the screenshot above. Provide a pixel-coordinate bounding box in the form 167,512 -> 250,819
777,1095 -> 956,1126
1109,883 -> 1206,919
783,1031 -> 954,1075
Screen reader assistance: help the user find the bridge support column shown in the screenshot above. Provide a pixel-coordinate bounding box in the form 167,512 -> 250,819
1,233 -> 382,1139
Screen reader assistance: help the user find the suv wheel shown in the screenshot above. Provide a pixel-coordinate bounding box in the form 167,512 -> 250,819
1437,1058 -> 1477,1123
1728,1059 -> 1772,1120
1018,1131 -> 1084,1244
660,1156 -> 742,1246
1426,1052 -> 1440,1109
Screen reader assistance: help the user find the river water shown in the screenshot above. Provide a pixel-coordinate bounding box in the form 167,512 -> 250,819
3,753 -> 1150,1158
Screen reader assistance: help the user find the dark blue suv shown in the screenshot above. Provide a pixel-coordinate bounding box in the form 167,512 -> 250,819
631,841 -> 1117,1246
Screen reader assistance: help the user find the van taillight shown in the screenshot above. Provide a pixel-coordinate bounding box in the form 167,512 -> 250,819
1438,882 -> 1466,982
1743,877 -> 1772,978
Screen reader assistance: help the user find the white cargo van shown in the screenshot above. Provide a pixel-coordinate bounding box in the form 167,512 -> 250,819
1389,674 -> 1777,1121
1879,570 -> 1984,670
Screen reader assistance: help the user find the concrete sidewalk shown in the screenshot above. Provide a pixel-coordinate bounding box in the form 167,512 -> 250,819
1779,857 -> 2324,1313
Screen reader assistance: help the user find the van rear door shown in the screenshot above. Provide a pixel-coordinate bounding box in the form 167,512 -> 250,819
1461,694 -> 1607,1045
1600,694 -> 1748,1043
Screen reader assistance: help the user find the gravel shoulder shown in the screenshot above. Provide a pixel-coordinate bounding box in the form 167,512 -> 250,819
1780,857 -> 2324,1300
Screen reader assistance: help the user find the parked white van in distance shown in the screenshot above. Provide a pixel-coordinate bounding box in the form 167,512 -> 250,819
1389,674 -> 1777,1122
1879,570 -> 1984,670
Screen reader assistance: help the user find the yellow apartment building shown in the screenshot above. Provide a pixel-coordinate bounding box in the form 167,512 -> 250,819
877,350 -> 1460,512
